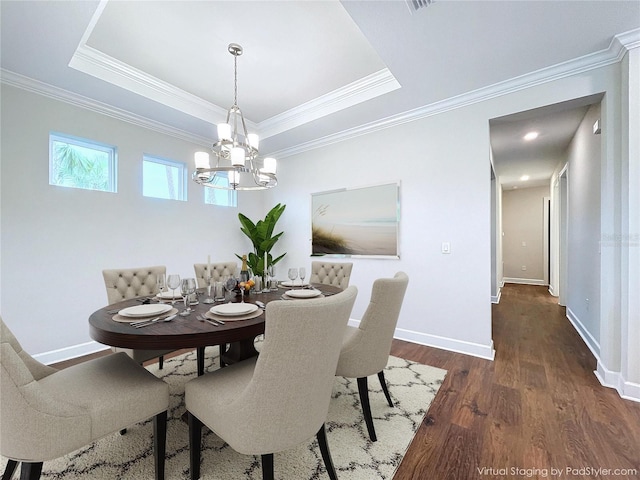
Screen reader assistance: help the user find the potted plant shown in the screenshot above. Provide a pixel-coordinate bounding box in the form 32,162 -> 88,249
236,203 -> 287,278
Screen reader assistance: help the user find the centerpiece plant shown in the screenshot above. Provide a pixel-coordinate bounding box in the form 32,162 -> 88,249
236,203 -> 287,278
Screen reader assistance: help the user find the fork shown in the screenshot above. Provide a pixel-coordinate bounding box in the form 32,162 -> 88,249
197,314 -> 221,327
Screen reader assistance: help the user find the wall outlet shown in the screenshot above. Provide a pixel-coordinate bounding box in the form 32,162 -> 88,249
521,265 -> 527,271
441,242 -> 451,254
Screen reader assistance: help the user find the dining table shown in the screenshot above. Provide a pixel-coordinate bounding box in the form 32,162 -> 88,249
88,282 -> 342,376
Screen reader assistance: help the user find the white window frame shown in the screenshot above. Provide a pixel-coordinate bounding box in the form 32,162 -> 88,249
142,154 -> 188,201
204,174 -> 237,207
49,132 -> 117,192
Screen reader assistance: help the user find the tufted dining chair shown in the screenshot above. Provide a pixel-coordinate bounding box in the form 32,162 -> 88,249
335,272 -> 409,442
193,262 -> 237,370
310,261 -> 353,289
102,265 -> 174,369
193,262 -> 237,289
186,286 -> 358,480
0,316 -> 169,480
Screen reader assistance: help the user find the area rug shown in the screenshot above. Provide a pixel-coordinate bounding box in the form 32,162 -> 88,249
2,349 -> 446,479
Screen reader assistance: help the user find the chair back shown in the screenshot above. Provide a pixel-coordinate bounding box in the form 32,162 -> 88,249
193,262 -> 237,288
336,272 -> 409,377
236,286 -> 357,453
310,261 -> 353,289
102,265 -> 166,304
1,317 -> 84,461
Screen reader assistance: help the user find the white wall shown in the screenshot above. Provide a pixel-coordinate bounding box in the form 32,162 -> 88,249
2,44 -> 637,396
266,106 -> 495,359
0,85 -> 264,360
565,103 -> 602,350
502,186 -> 550,284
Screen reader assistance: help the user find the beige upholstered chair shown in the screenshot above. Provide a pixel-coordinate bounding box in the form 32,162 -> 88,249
193,262 -> 237,288
0,317 -> 169,480
335,272 -> 409,442
193,262 -> 237,369
102,265 -> 175,369
186,286 -> 358,480
310,261 -> 353,289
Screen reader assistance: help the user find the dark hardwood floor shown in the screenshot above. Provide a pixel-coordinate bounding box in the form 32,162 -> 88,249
391,284 -> 640,480
53,284 -> 640,479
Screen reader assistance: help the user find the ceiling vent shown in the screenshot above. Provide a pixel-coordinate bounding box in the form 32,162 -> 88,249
405,0 -> 435,14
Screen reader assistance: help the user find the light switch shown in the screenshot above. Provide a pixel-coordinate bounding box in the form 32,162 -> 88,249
442,242 -> 451,254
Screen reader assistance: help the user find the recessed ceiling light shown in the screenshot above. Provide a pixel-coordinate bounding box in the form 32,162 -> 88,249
524,131 -> 539,141
520,175 -> 530,181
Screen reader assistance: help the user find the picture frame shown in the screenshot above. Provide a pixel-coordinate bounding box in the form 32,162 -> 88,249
311,181 -> 400,258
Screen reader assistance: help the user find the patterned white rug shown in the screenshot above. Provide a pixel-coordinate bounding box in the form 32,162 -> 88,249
2,349 -> 446,479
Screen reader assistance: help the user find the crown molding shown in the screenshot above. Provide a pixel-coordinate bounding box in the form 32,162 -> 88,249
257,69 -> 400,139
69,42 -> 400,140
0,69 -> 212,147
3,28 -> 637,160
271,28 -> 640,159
69,44 -> 233,127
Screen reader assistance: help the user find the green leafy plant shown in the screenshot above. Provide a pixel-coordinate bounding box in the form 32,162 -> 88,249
236,203 -> 287,277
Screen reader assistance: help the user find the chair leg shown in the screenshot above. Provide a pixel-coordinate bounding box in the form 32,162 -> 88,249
316,424 -> 338,480
19,462 -> 42,480
2,459 -> 18,480
197,347 -> 205,376
261,454 -> 274,480
159,355 -> 164,370
153,410 -> 167,480
188,412 -> 202,480
378,371 -> 394,407
357,377 -> 377,442
219,344 -> 227,368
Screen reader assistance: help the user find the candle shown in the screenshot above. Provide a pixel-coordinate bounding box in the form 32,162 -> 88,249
207,255 -> 211,278
264,251 -> 268,276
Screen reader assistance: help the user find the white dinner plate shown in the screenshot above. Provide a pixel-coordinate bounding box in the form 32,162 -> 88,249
280,281 -> 309,287
210,303 -> 259,316
157,291 -> 181,299
284,289 -> 322,299
118,304 -> 172,318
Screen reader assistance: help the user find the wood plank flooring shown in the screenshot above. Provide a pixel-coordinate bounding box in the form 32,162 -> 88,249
391,284 -> 640,480
53,284 -> 640,479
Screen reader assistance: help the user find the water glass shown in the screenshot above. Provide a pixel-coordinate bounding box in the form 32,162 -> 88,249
253,276 -> 263,293
203,275 -> 214,304
157,273 -> 166,293
214,281 -> 225,301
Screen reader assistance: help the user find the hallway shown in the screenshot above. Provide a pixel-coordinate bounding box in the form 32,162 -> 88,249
391,283 -> 640,479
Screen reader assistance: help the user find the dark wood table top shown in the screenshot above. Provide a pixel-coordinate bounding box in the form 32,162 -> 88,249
89,283 -> 342,351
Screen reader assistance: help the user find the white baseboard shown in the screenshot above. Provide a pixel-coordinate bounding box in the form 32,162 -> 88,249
348,319 -> 495,360
595,361 -> 640,403
565,307 -> 600,358
33,341 -> 111,365
491,288 -> 502,304
503,277 -> 546,286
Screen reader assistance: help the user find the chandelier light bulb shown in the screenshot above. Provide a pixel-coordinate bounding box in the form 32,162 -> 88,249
247,133 -> 259,150
263,157 -> 277,174
194,151 -> 210,169
231,147 -> 245,167
217,123 -> 232,141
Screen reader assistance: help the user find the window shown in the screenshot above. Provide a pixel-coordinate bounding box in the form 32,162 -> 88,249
204,173 -> 237,207
49,133 -> 117,192
143,155 -> 187,201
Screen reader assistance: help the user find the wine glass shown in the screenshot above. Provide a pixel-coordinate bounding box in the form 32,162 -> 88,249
268,265 -> 278,291
288,268 -> 298,287
156,273 -> 166,294
179,278 -> 197,316
299,267 -> 306,286
203,274 -> 215,304
167,274 -> 181,305
224,276 -> 237,299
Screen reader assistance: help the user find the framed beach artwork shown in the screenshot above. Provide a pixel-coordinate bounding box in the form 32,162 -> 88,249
311,182 -> 400,258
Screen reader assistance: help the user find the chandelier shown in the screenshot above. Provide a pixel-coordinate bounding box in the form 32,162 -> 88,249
193,43 -> 277,191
